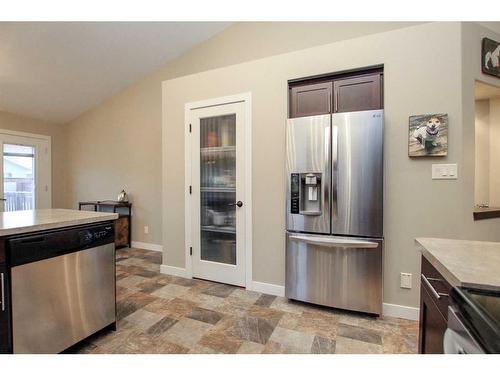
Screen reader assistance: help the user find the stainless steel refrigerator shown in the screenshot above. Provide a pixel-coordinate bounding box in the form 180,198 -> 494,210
285,110 -> 383,315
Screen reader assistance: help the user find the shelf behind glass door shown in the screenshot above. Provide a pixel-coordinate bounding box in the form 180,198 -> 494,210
200,114 -> 236,265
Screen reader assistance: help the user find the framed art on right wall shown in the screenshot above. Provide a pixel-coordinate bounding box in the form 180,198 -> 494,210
408,114 -> 448,157
482,37 -> 500,78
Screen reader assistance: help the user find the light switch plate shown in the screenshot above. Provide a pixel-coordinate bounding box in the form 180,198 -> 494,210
400,273 -> 412,289
432,163 -> 458,180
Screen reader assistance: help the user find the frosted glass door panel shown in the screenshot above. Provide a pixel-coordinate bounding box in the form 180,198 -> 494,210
200,114 -> 236,265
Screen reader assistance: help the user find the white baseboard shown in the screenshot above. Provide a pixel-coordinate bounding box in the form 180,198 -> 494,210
247,283 -> 418,321
382,303 -> 420,321
249,281 -> 285,297
131,241 -> 163,252
160,264 -> 189,278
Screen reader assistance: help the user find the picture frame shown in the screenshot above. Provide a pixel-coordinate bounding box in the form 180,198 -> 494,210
408,114 -> 448,157
482,37 -> 500,79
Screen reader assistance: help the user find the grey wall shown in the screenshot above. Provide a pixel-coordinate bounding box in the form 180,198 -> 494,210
163,22 -> 500,309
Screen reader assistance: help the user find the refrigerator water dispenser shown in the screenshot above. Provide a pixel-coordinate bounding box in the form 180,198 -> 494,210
290,172 -> 322,216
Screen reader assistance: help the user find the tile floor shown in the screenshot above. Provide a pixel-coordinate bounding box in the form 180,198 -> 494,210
70,248 -> 418,354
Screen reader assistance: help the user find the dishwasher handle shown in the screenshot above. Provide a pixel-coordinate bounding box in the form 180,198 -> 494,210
289,234 -> 379,249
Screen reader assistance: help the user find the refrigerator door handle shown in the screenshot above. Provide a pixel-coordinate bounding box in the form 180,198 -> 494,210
289,234 -> 378,249
331,124 -> 338,220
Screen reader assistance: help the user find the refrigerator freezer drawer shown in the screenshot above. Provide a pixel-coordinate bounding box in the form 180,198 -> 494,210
285,232 -> 382,315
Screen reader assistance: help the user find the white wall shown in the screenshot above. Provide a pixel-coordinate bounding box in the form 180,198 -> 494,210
490,98 -> 500,206
474,98 -> 500,207
162,22 -> 497,309
475,100 -> 490,206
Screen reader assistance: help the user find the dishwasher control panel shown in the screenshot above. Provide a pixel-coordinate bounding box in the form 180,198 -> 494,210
79,226 -> 113,245
8,222 -> 115,267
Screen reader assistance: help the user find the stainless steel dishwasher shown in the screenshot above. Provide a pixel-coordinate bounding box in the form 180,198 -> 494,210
8,223 -> 116,354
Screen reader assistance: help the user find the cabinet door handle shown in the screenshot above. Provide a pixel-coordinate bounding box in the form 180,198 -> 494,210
421,274 -> 449,300
1,273 -> 4,312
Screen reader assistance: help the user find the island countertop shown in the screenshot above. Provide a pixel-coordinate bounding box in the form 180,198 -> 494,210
416,237 -> 500,292
0,209 -> 119,237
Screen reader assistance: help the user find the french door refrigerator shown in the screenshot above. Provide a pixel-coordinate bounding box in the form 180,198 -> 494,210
285,110 -> 383,315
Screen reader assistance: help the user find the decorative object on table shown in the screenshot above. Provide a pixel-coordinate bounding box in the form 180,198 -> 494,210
408,114 -> 448,157
482,37 -> 500,78
117,189 -> 129,202
78,200 -> 132,248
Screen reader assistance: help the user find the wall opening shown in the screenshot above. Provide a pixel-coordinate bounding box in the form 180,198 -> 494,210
474,80 -> 500,219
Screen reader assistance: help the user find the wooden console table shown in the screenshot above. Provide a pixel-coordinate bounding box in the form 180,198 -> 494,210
79,200 -> 132,248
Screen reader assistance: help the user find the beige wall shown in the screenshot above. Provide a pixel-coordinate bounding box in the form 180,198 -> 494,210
474,100 -> 490,205
0,110 -> 67,208
64,22 -> 422,246
163,22 -> 490,309
490,99 -> 500,206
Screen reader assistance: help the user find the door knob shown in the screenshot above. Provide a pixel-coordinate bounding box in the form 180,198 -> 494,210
228,201 -> 243,208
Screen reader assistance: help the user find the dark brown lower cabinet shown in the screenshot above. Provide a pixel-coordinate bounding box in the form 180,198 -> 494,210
418,256 -> 452,354
0,263 -> 11,354
419,282 -> 447,353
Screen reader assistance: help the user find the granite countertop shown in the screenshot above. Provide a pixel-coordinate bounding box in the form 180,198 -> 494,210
0,209 -> 119,237
416,237 -> 500,292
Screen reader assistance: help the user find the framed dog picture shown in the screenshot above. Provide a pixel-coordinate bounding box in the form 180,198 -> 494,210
482,37 -> 500,78
408,114 -> 448,157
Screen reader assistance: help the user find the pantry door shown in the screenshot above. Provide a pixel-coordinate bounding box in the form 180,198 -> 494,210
189,101 -> 247,287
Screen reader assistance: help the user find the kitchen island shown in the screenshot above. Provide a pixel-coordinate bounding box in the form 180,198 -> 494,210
416,237 -> 500,354
416,237 -> 500,292
0,209 -> 119,354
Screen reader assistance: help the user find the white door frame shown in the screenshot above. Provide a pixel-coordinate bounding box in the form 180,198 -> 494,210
0,129 -> 52,210
184,92 -> 252,288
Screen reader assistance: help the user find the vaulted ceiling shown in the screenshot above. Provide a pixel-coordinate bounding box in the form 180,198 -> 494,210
0,22 -> 230,123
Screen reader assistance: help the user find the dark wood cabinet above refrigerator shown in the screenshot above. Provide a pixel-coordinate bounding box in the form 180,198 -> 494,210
333,73 -> 382,113
288,69 -> 383,118
289,82 -> 332,118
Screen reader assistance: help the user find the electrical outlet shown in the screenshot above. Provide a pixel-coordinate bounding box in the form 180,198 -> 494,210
144,226 -> 149,234
400,273 -> 412,289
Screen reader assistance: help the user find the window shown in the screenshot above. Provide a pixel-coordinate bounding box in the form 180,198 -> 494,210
3,143 -> 36,211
